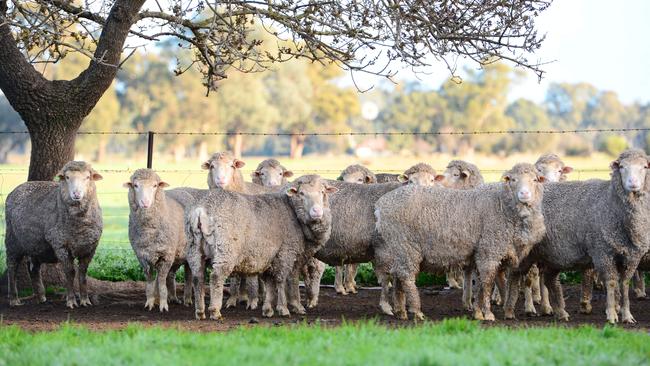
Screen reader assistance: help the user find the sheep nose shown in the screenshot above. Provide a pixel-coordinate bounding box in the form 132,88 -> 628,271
518,190 -> 531,201
215,176 -> 227,185
310,206 -> 324,219
71,191 -> 82,200
139,199 -> 151,208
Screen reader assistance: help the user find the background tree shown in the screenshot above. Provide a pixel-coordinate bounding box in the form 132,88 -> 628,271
0,0 -> 551,180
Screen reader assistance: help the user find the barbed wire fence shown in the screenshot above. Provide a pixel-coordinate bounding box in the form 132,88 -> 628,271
0,127 -> 642,276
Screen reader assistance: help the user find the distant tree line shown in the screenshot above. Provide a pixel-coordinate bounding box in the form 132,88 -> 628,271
2,52 -> 649,162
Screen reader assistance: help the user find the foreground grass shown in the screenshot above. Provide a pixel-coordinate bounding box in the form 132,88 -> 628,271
0,319 -> 648,365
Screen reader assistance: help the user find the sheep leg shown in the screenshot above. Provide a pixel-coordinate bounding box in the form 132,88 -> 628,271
377,270 -> 394,315
225,275 -> 241,308
28,259 -> 46,303
530,265 -> 542,304
208,263 -> 232,320
191,260 -> 206,320
344,263 -> 358,294
143,265 -> 157,311
261,275 -> 276,318
633,271 -> 647,299
543,270 -> 569,321
461,267 -> 473,312
523,268 -> 538,316
539,281 -> 553,316
54,247 -> 77,309
166,264 -> 180,305
305,261 -> 325,309
620,266 -> 638,323
400,276 -> 424,321
476,263 -> 497,321
246,275 -> 260,310
392,278 -> 407,320
492,269 -> 507,306
182,263 -> 193,306
503,271 -> 522,320
334,266 -> 347,295
287,268 -> 305,315
157,260 -> 173,312
580,268 -> 595,314
7,254 -> 24,306
446,268 -> 462,289
77,255 -> 93,307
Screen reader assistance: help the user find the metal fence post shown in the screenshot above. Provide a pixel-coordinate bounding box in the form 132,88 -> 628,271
147,131 -> 154,169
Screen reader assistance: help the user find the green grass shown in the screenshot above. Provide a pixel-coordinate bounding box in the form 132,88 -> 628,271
0,319 -> 648,365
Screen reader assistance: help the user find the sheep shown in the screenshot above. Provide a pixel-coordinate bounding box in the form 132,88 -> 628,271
504,149 -> 650,323
124,169 -> 194,312
375,173 -> 400,183
373,163 -> 546,321
333,164 -> 378,296
201,152 -> 277,309
186,175 -> 337,320
5,161 -> 103,308
302,163 -> 440,315
251,158 -> 294,187
519,153 -> 573,316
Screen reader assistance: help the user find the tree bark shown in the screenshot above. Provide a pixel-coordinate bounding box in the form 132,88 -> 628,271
290,134 -> 306,159
96,136 -> 108,162
227,133 -> 243,158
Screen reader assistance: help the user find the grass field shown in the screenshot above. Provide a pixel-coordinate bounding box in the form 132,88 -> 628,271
0,319 -> 648,365
0,153 -> 617,281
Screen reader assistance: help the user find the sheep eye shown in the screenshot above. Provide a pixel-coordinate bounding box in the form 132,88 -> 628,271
153,184 -> 157,188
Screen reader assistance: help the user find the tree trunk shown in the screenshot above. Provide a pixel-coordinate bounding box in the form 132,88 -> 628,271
290,134 -> 305,159
95,136 -> 108,162
197,140 -> 209,162
27,128 -> 79,180
228,133 -> 243,158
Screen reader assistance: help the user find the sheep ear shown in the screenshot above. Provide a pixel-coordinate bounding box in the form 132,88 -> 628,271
252,171 -> 261,177
201,161 -> 211,170
123,182 -> 133,189
434,174 -> 445,182
364,175 -> 373,184
461,170 -> 469,179
336,176 -> 343,181
610,160 -> 620,171
91,172 -> 103,181
397,174 -> 409,183
562,166 -> 573,174
233,159 -> 245,169
502,174 -> 511,182
158,181 -> 170,188
537,176 -> 546,183
55,173 -> 65,182
325,185 -> 339,194
283,170 -> 294,178
286,186 -> 298,196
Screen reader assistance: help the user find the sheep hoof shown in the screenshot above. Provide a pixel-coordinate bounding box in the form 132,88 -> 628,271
66,298 -> 78,309
634,291 -> 647,300
36,295 -> 47,304
540,305 -> 553,316
395,310 -> 408,320
9,298 -> 24,307
169,297 -> 182,305
79,297 -> 92,307
504,310 -> 516,320
579,302 -> 592,314
195,310 -> 206,320
306,300 -> 318,309
473,309 -> 485,321
556,310 -> 570,322
335,287 -> 347,295
413,312 -> 425,322
524,310 -> 539,318
262,307 -> 274,318
483,312 -> 496,321
622,315 -> 637,324
159,302 -> 169,312
225,297 -> 238,309
277,307 -> 291,317
606,309 -> 619,324
144,299 -> 156,311
291,304 -> 306,315
345,286 -> 357,294
247,301 -> 259,311
533,296 -> 542,304
379,302 -> 394,316
183,298 -> 193,307
209,310 -> 222,320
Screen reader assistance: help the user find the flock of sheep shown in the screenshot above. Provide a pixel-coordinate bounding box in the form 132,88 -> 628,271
5,149 -> 650,324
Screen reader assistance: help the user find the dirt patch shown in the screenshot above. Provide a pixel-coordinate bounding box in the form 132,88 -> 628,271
1,284 -> 650,332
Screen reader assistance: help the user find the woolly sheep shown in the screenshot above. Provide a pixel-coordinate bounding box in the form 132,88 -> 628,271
374,163 -> 546,321
375,173 -> 400,183
124,169 -> 193,312
251,158 -> 294,187
186,175 -> 337,319
5,161 -> 103,308
333,164 -> 378,296
504,149 -> 650,323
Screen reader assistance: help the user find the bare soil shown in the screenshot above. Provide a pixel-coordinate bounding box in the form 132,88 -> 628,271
2,284 -> 650,332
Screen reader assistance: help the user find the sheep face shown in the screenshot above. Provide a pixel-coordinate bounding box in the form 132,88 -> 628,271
124,176 -> 169,209
535,160 -> 573,183
253,162 -> 293,187
502,164 -> 545,205
440,166 -> 471,188
57,162 -> 102,202
611,154 -> 650,193
397,170 -> 438,187
341,170 -> 372,184
287,176 -> 338,221
202,152 -> 245,188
